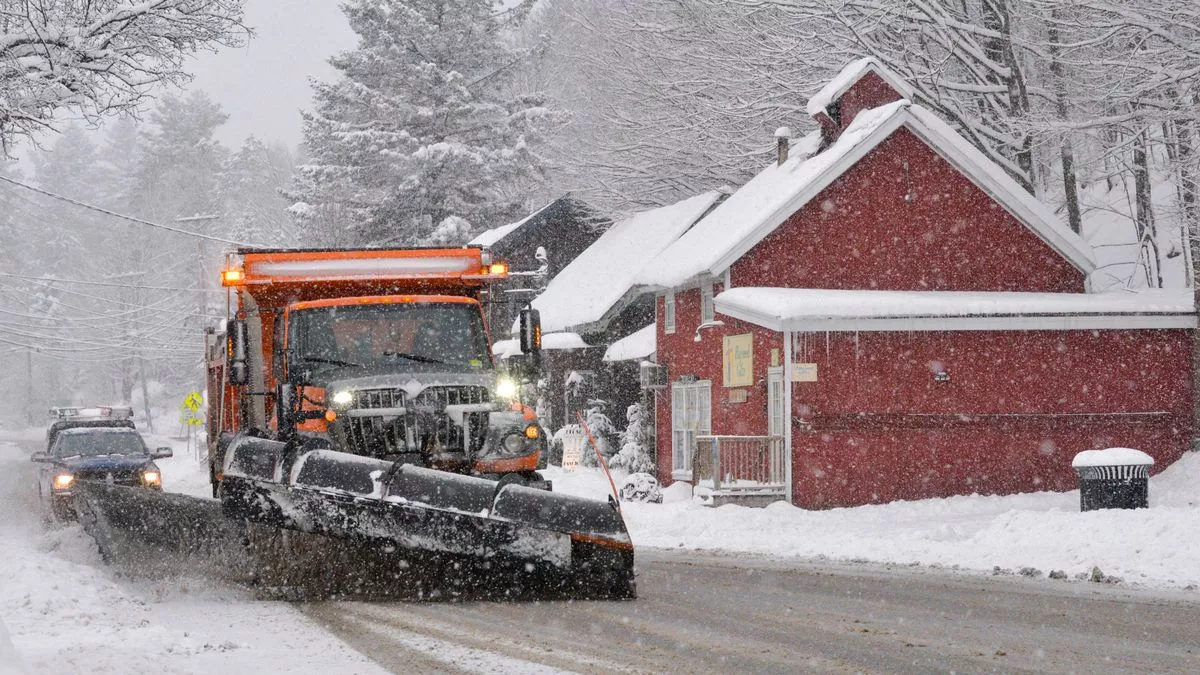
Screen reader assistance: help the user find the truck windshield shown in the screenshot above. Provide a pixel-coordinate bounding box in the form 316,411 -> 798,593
289,302 -> 492,372
54,431 -> 146,458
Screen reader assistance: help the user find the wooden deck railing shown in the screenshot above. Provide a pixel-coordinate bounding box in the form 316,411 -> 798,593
692,435 -> 786,493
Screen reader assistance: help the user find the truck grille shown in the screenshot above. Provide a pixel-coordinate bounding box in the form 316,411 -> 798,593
75,467 -> 142,486
345,386 -> 490,459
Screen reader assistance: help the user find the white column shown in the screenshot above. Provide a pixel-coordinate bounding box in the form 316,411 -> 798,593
782,329 -> 793,504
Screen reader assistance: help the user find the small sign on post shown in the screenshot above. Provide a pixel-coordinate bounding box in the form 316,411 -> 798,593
179,391 -> 204,459
560,425 -> 586,472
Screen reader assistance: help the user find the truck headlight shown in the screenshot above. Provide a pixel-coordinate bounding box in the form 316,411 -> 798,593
502,432 -> 526,454
331,390 -> 354,407
142,470 -> 161,486
53,473 -> 75,490
494,377 -> 518,400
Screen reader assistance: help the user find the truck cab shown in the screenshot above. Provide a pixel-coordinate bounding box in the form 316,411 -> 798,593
206,247 -> 547,495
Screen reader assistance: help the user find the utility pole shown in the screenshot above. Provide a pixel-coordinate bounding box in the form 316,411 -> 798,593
176,214 -> 221,440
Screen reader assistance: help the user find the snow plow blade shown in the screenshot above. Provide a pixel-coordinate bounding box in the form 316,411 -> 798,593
219,439 -> 636,599
74,481 -> 256,581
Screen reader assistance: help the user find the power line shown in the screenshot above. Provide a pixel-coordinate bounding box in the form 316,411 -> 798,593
0,271 -> 226,293
0,174 -> 260,247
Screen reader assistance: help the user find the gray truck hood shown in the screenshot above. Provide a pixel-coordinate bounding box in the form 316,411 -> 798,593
324,371 -> 498,399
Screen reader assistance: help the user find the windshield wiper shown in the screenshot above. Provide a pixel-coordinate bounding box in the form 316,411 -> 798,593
382,351 -> 446,364
299,356 -> 361,367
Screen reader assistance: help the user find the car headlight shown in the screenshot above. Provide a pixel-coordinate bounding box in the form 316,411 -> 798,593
53,473 -> 74,490
330,390 -> 354,407
502,432 -> 526,454
142,470 -> 161,486
494,377 -> 518,400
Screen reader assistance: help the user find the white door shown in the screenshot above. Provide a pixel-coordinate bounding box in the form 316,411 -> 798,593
767,367 -> 784,438
671,380 -> 711,477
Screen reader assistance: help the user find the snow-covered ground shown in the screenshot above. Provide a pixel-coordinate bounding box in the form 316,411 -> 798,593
5,421 -> 1198,672
546,454 -> 1200,591
0,432 -> 386,675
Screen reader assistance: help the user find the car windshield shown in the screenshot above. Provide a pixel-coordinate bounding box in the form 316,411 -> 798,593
289,301 -> 492,371
53,431 -> 146,458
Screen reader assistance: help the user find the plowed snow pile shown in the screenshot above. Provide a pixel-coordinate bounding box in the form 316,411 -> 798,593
547,452 -> 1200,590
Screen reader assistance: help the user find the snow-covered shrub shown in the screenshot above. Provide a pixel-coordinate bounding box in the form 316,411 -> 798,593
579,401 -> 617,466
427,215 -> 473,245
610,401 -> 655,474
619,472 -> 663,504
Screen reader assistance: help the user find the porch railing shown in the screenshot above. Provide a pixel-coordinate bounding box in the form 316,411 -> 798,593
692,435 -> 786,493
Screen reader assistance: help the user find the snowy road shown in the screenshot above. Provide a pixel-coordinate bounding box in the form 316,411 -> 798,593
305,550 -> 1200,674
0,437 -> 384,674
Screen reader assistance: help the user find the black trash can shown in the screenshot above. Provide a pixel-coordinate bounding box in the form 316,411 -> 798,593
1071,448 -> 1154,512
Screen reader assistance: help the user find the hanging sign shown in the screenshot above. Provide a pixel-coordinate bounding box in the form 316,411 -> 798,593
722,333 -> 753,387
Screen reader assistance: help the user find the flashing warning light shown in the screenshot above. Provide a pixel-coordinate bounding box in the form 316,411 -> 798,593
221,268 -> 245,285
324,409 -> 337,423
488,263 -> 508,276
524,424 -> 540,440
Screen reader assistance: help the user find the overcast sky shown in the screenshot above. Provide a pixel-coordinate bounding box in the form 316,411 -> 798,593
184,0 -> 357,150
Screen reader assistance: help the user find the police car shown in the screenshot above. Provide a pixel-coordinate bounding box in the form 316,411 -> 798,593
31,407 -> 172,521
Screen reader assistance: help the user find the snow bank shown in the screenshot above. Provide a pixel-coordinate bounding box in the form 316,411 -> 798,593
548,453 -> 1200,590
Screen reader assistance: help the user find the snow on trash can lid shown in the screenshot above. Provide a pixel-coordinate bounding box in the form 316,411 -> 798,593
1071,447 -> 1154,468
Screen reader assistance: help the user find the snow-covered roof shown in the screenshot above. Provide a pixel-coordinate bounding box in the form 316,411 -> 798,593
806,57 -> 915,118
531,191 -> 723,334
602,324 -> 656,362
492,332 -> 592,359
468,200 -> 555,247
715,287 -> 1194,332
638,100 -> 1096,289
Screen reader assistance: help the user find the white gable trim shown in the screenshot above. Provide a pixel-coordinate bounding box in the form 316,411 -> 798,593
903,106 -> 1094,273
708,104 -> 1096,278
707,106 -> 909,276
806,58 -> 916,118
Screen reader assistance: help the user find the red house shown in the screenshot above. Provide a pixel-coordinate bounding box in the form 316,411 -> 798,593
638,59 -> 1196,508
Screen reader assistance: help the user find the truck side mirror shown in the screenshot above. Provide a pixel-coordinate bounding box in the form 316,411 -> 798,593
228,319 -> 249,385
276,382 -> 297,440
519,307 -> 541,360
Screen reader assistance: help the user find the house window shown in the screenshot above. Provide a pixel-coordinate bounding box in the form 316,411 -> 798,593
701,283 -> 714,324
664,292 -> 676,334
671,380 -> 711,477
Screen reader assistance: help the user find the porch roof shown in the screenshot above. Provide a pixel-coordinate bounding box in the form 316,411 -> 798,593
602,324 -> 656,362
715,287 -> 1195,332
492,332 -> 592,359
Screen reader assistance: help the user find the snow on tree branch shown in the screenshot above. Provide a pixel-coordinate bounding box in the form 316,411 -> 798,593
0,0 -> 247,155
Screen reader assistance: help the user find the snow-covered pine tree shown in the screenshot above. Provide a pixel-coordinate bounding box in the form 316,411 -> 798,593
611,401 -> 655,475
291,0 -> 555,245
580,400 -> 618,467
219,137 -> 297,245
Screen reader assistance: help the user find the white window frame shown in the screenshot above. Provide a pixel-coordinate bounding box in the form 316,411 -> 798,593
664,292 -> 676,334
700,282 -> 714,324
671,379 -> 711,479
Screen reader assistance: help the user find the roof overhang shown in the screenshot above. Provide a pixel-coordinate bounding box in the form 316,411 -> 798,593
715,288 -> 1195,333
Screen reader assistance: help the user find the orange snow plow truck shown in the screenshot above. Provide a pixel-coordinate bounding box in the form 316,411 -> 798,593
80,247 -> 634,600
